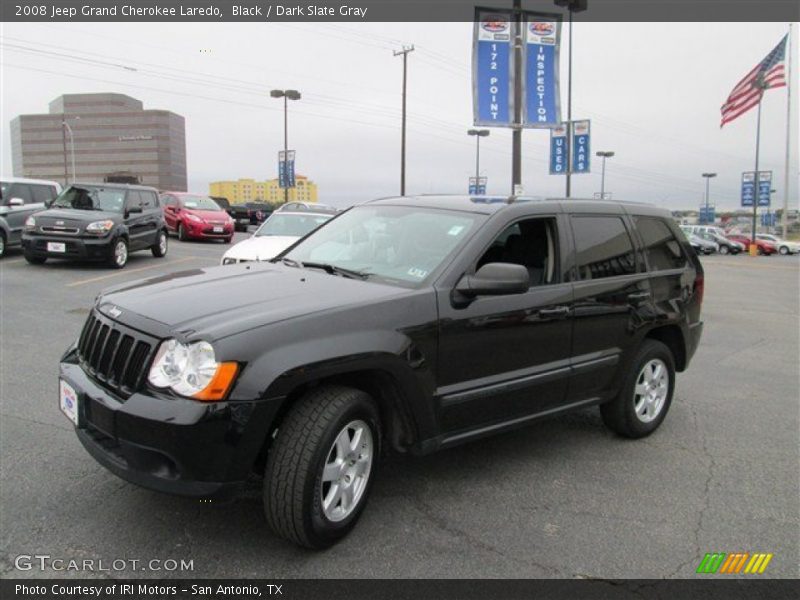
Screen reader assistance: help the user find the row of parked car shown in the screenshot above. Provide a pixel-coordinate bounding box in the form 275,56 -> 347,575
680,224 -> 800,256
0,176 -> 338,268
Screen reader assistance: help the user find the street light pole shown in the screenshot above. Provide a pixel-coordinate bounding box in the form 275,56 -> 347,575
62,116 -> 80,184
468,129 -> 490,181
701,172 -> 717,223
270,89 -> 301,204
596,150 -> 614,198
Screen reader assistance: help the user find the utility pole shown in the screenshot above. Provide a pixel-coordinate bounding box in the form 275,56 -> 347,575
468,129 -> 490,180
511,0 -> 522,195
394,45 -> 414,196
781,23 -> 793,239
61,114 -> 68,187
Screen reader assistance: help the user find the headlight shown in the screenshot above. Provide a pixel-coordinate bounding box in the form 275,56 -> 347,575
186,214 -> 203,223
86,220 -> 115,233
24,216 -> 36,231
148,339 -> 238,401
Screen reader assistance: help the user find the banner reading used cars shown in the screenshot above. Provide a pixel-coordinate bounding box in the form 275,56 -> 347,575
549,123 -> 568,174
571,120 -> 591,174
278,150 -> 296,188
523,15 -> 562,127
472,8 -> 513,127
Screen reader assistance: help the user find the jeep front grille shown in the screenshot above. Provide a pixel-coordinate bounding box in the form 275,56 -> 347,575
77,311 -> 156,398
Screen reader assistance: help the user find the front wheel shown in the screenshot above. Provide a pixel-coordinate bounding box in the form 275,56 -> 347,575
264,385 -> 380,549
757,246 -> 765,256
779,246 -> 789,255
600,339 -> 675,438
108,238 -> 128,269
178,223 -> 188,242
0,231 -> 6,258
719,245 -> 729,255
152,230 -> 168,257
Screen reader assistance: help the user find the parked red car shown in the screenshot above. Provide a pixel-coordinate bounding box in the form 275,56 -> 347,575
726,234 -> 777,255
160,192 -> 234,243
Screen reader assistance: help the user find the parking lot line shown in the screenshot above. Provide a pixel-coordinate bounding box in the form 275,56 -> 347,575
65,256 -> 201,287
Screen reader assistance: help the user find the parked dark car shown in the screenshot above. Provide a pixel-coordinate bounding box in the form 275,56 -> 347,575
245,202 -> 273,225
697,231 -> 743,255
23,183 -> 167,268
0,177 -> 62,258
59,196 -> 703,548
214,198 -> 251,232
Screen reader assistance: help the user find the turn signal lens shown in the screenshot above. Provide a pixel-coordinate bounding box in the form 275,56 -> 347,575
193,362 -> 239,402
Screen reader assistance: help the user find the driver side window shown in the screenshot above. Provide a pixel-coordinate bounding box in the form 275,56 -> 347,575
476,218 -> 557,287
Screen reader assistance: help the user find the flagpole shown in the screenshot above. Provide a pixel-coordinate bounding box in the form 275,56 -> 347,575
752,99 -> 763,250
781,23 -> 794,239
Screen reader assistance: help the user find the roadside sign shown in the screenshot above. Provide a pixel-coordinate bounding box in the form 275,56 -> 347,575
741,172 -> 755,207
278,150 -> 296,188
523,14 -> 562,127
741,170 -> 772,207
549,123 -> 568,174
473,9 -> 514,127
699,206 -> 715,224
468,176 -> 488,195
571,120 -> 590,174
757,171 -> 772,207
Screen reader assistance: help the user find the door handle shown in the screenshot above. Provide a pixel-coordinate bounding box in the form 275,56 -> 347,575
627,292 -> 651,302
539,306 -> 570,318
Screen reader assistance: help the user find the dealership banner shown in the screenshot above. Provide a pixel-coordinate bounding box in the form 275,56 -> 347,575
571,120 -> 591,174
523,14 -> 562,127
757,171 -> 772,206
472,8 -> 514,127
549,123 -> 568,174
278,150 -> 296,188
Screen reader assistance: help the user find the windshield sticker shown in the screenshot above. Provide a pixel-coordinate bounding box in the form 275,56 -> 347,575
407,267 -> 428,279
448,225 -> 465,236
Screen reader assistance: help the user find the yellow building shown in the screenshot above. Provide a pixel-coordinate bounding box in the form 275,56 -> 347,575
209,176 -> 318,204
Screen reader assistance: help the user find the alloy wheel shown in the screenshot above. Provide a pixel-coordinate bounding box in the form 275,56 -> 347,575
115,241 -> 128,267
633,359 -> 669,423
320,419 -> 374,522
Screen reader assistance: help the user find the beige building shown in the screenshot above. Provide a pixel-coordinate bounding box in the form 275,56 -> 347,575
10,93 -> 187,191
209,176 -> 318,204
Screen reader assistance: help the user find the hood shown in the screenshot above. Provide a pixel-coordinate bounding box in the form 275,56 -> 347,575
184,208 -> 230,221
222,235 -> 299,262
98,263 -> 406,339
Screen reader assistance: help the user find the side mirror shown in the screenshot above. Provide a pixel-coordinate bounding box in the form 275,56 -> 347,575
126,205 -> 143,217
455,263 -> 530,298
8,197 -> 25,207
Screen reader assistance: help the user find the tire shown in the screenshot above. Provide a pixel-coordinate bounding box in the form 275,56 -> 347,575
152,230 -> 168,257
108,238 -> 128,269
24,251 -> 46,265
779,246 -> 789,255
0,231 -> 5,258
264,385 -> 380,549
600,339 -> 675,439
223,236 -> 233,244
757,246 -> 765,256
178,223 -> 187,242
719,245 -> 729,255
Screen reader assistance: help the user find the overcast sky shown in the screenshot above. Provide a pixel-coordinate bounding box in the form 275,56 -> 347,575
1,21 -> 797,210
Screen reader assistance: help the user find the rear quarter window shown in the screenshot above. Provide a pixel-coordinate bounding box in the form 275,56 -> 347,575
634,216 -> 687,271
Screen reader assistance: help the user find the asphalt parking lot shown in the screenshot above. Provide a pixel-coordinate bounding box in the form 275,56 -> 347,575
0,237 -> 798,579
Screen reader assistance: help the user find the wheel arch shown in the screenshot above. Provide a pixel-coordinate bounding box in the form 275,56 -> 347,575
644,324 -> 687,372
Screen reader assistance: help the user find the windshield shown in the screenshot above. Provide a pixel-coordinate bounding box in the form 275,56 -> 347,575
181,195 -> 221,210
256,213 -> 332,237
284,205 -> 481,287
51,185 -> 126,212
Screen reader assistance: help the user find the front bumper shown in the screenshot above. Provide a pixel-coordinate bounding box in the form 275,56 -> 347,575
183,221 -> 233,240
22,233 -> 114,261
60,348 -> 277,499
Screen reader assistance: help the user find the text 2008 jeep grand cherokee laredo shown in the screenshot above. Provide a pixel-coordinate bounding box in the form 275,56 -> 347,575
59,195 -> 704,548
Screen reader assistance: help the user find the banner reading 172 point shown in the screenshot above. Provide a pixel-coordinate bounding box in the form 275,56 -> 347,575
523,15 -> 562,127
472,8 -> 513,127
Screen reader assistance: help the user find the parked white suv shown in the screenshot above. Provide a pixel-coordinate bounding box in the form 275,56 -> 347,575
0,177 -> 62,257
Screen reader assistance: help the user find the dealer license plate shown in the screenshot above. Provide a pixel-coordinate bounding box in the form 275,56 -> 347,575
47,242 -> 66,253
59,379 -> 79,426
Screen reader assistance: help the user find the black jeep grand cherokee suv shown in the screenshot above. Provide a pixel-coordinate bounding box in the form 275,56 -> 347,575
59,196 -> 703,548
23,183 -> 168,269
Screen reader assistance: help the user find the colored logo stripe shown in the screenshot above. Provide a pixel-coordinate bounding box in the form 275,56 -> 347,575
696,552 -> 773,574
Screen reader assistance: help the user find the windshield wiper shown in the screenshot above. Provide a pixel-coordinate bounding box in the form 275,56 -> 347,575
301,262 -> 370,280
280,257 -> 304,268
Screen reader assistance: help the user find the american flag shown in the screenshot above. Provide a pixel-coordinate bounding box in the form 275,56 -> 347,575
720,35 -> 788,128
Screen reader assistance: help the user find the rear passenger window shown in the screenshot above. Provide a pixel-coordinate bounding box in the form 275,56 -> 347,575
31,185 -> 56,204
571,216 -> 637,280
8,184 -> 33,204
635,217 -> 686,271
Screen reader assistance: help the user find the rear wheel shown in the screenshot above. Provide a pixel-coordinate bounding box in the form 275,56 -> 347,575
757,246 -> 765,256
719,245 -> 729,255
601,339 -> 675,438
779,246 -> 789,255
0,231 -> 6,258
152,230 -> 168,257
264,385 -> 380,549
178,223 -> 187,242
108,238 -> 128,269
